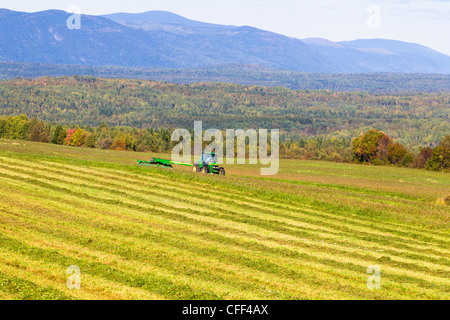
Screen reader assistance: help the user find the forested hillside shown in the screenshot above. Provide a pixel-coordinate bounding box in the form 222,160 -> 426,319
0,76 -> 448,151
2,62 -> 450,94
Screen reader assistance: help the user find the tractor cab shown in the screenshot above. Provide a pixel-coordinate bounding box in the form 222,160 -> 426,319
193,152 -> 225,176
203,152 -> 218,166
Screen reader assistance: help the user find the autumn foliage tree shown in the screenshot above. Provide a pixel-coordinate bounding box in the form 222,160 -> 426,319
413,147 -> 433,169
70,129 -> 87,147
110,138 -> 126,151
352,129 -> 391,163
65,129 -> 77,146
352,129 -> 412,166
65,128 -> 86,147
29,118 -> 51,143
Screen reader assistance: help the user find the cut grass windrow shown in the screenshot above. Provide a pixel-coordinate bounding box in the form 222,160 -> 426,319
1,157 -> 448,248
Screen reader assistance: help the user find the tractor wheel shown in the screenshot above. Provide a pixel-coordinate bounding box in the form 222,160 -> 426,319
202,166 -> 208,174
219,168 -> 225,176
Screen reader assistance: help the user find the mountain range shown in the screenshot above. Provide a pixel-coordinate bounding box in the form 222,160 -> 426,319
1,9 -> 450,74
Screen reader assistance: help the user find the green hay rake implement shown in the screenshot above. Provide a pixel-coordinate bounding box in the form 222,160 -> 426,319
137,158 -> 191,169
138,152 -> 225,176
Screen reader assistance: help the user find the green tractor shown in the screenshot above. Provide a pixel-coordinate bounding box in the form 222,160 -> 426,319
193,152 -> 225,176
137,152 -> 225,176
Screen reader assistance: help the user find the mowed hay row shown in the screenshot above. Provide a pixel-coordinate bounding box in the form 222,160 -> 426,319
0,154 -> 448,300
4,156 -> 449,244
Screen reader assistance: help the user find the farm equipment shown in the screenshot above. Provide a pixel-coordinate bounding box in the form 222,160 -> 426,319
137,158 -> 190,168
137,152 -> 225,176
192,152 -> 226,176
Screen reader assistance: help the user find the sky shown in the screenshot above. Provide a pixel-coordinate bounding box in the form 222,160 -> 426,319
2,0 -> 450,55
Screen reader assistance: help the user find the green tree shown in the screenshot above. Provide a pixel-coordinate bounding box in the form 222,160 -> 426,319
57,128 -> 67,145
51,125 -> 67,145
426,135 -> 450,171
85,133 -> 97,148
387,142 -> 412,167
51,125 -> 63,144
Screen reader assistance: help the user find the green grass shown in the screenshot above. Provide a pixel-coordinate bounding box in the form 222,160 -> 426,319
0,139 -> 448,300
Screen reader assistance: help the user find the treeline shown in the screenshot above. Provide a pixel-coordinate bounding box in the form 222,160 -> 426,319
352,129 -> 449,171
0,76 -> 449,153
0,115 -> 174,153
0,115 -> 448,171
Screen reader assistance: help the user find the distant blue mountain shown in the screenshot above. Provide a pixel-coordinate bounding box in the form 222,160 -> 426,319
102,10 -> 226,30
1,9 -> 450,73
